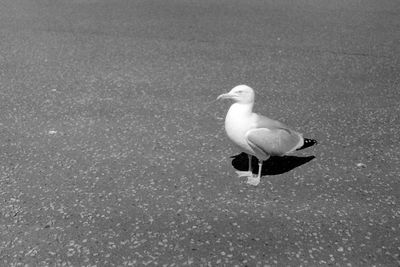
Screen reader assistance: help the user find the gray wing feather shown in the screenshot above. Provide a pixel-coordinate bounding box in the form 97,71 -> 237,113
255,114 -> 289,130
246,128 -> 304,156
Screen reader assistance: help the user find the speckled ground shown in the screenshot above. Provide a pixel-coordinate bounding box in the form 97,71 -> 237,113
0,0 -> 399,266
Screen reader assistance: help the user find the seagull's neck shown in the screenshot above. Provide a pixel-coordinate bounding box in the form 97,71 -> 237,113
228,102 -> 254,117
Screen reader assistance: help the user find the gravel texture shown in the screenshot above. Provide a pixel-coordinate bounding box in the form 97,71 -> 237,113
0,0 -> 399,266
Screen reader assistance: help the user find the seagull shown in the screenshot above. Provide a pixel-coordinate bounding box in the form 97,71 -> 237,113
217,85 -> 317,186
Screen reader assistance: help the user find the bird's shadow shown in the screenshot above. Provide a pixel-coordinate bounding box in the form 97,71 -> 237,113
231,152 -> 315,175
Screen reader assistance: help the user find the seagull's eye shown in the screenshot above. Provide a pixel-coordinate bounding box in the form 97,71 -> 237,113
237,90 -> 243,93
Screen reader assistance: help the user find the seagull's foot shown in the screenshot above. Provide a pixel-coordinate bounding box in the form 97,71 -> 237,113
246,175 -> 260,186
235,171 -> 253,178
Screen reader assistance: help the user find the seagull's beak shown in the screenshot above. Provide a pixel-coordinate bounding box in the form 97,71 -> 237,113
217,92 -> 237,100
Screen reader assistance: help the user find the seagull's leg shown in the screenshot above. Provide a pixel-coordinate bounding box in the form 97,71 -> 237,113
257,161 -> 262,179
247,160 -> 262,186
248,155 -> 253,172
235,154 -> 253,178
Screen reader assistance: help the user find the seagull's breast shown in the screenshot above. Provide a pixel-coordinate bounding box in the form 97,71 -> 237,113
224,104 -> 257,153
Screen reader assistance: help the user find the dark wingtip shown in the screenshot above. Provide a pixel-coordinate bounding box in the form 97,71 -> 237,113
297,138 -> 317,151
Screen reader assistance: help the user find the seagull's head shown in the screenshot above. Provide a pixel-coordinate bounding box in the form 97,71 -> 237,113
217,85 -> 255,104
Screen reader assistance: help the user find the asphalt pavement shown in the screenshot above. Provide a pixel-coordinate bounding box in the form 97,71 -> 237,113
0,0 -> 399,266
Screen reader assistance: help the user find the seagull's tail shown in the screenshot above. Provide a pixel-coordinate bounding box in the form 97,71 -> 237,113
296,138 -> 317,151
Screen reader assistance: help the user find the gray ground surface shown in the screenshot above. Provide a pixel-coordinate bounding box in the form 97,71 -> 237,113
1,0 -> 399,266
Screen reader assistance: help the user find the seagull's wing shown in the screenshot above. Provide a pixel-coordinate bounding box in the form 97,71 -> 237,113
254,113 -> 289,130
246,128 -> 304,157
